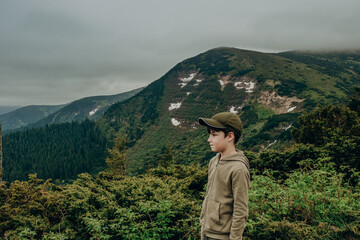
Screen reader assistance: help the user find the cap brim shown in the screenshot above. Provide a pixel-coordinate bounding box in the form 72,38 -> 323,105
198,117 -> 226,129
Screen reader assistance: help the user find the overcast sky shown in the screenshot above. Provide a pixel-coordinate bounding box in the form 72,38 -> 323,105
1,0 -> 359,106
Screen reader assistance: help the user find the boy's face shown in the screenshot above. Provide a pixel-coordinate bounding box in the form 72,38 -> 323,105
207,129 -> 228,153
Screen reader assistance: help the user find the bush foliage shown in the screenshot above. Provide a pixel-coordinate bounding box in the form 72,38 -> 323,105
0,161 -> 359,239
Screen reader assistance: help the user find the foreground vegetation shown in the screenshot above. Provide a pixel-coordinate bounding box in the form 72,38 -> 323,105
1,90 -> 360,239
0,160 -> 359,239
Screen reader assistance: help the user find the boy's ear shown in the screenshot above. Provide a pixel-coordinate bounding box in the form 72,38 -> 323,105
227,131 -> 235,142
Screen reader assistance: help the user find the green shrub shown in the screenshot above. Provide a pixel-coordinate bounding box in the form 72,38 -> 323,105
1,157 -> 359,240
246,164 -> 360,239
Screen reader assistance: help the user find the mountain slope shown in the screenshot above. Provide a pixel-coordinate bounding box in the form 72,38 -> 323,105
0,106 -> 21,115
1,88 -> 143,182
277,50 -> 360,94
4,47 -> 359,181
98,47 -> 360,174
0,105 -> 65,131
30,88 -> 144,128
1,88 -> 143,132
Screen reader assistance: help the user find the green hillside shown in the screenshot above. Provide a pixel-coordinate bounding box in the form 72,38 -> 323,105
278,50 -> 360,94
1,89 -> 142,182
98,47 -> 360,174
30,88 -> 143,128
0,105 -> 65,131
0,106 -> 21,115
1,88 -> 143,132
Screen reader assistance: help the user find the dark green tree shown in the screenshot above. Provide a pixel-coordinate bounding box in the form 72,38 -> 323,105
292,105 -> 360,146
3,120 -> 107,182
105,137 -> 127,175
348,87 -> 360,116
291,104 -> 360,174
159,143 -> 173,168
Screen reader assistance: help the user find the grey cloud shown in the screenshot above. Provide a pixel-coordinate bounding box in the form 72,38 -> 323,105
0,0 -> 359,105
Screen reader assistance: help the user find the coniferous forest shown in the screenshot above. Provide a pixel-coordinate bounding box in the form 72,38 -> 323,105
0,91 -> 360,239
2,120 -> 107,182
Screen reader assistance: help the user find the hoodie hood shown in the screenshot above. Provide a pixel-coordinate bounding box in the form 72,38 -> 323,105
216,150 -> 250,170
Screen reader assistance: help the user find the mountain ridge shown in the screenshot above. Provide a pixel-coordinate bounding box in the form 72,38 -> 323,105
3,47 -> 360,181
0,106 -> 22,115
29,87 -> 144,128
0,104 -> 66,131
1,88 -> 144,131
98,47 -> 360,174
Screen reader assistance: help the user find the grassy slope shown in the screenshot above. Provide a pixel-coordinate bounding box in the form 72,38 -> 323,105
98,47 -> 359,174
30,88 -> 144,128
0,105 -> 65,131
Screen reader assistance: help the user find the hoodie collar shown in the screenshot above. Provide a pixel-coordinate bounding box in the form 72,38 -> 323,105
216,150 -> 250,170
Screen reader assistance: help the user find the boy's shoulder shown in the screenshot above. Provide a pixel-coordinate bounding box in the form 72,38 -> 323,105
208,150 -> 250,171
222,150 -> 250,171
208,153 -> 220,167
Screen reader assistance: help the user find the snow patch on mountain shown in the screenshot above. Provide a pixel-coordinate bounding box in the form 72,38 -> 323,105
287,106 -> 296,112
234,81 -> 255,93
193,79 -> 203,86
89,108 -> 99,117
229,106 -> 241,114
171,118 -> 181,126
264,140 -> 277,150
217,75 -> 232,91
169,102 -> 182,111
178,73 -> 196,88
284,123 -> 293,131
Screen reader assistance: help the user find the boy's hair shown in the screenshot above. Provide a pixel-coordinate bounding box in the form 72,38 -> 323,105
207,126 -> 240,144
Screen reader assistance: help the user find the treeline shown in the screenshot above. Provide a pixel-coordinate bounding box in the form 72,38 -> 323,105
2,120 -> 107,182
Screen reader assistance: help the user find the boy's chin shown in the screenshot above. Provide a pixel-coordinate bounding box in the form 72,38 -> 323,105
210,148 -> 219,152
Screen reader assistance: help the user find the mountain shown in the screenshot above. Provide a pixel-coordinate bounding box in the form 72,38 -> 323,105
0,88 -> 143,131
0,106 -> 22,115
1,88 -> 143,182
3,47 -> 359,181
29,88 -> 144,128
277,50 -> 360,95
98,47 -> 360,174
0,105 -> 65,131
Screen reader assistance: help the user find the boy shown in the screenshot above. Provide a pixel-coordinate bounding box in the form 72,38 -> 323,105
199,112 -> 250,240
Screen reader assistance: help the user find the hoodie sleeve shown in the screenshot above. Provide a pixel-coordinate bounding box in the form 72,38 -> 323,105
230,166 -> 250,240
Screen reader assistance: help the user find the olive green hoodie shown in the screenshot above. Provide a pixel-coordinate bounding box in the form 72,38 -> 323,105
200,150 -> 250,240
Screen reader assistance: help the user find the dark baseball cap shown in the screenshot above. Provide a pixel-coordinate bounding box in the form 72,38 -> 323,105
198,112 -> 243,137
